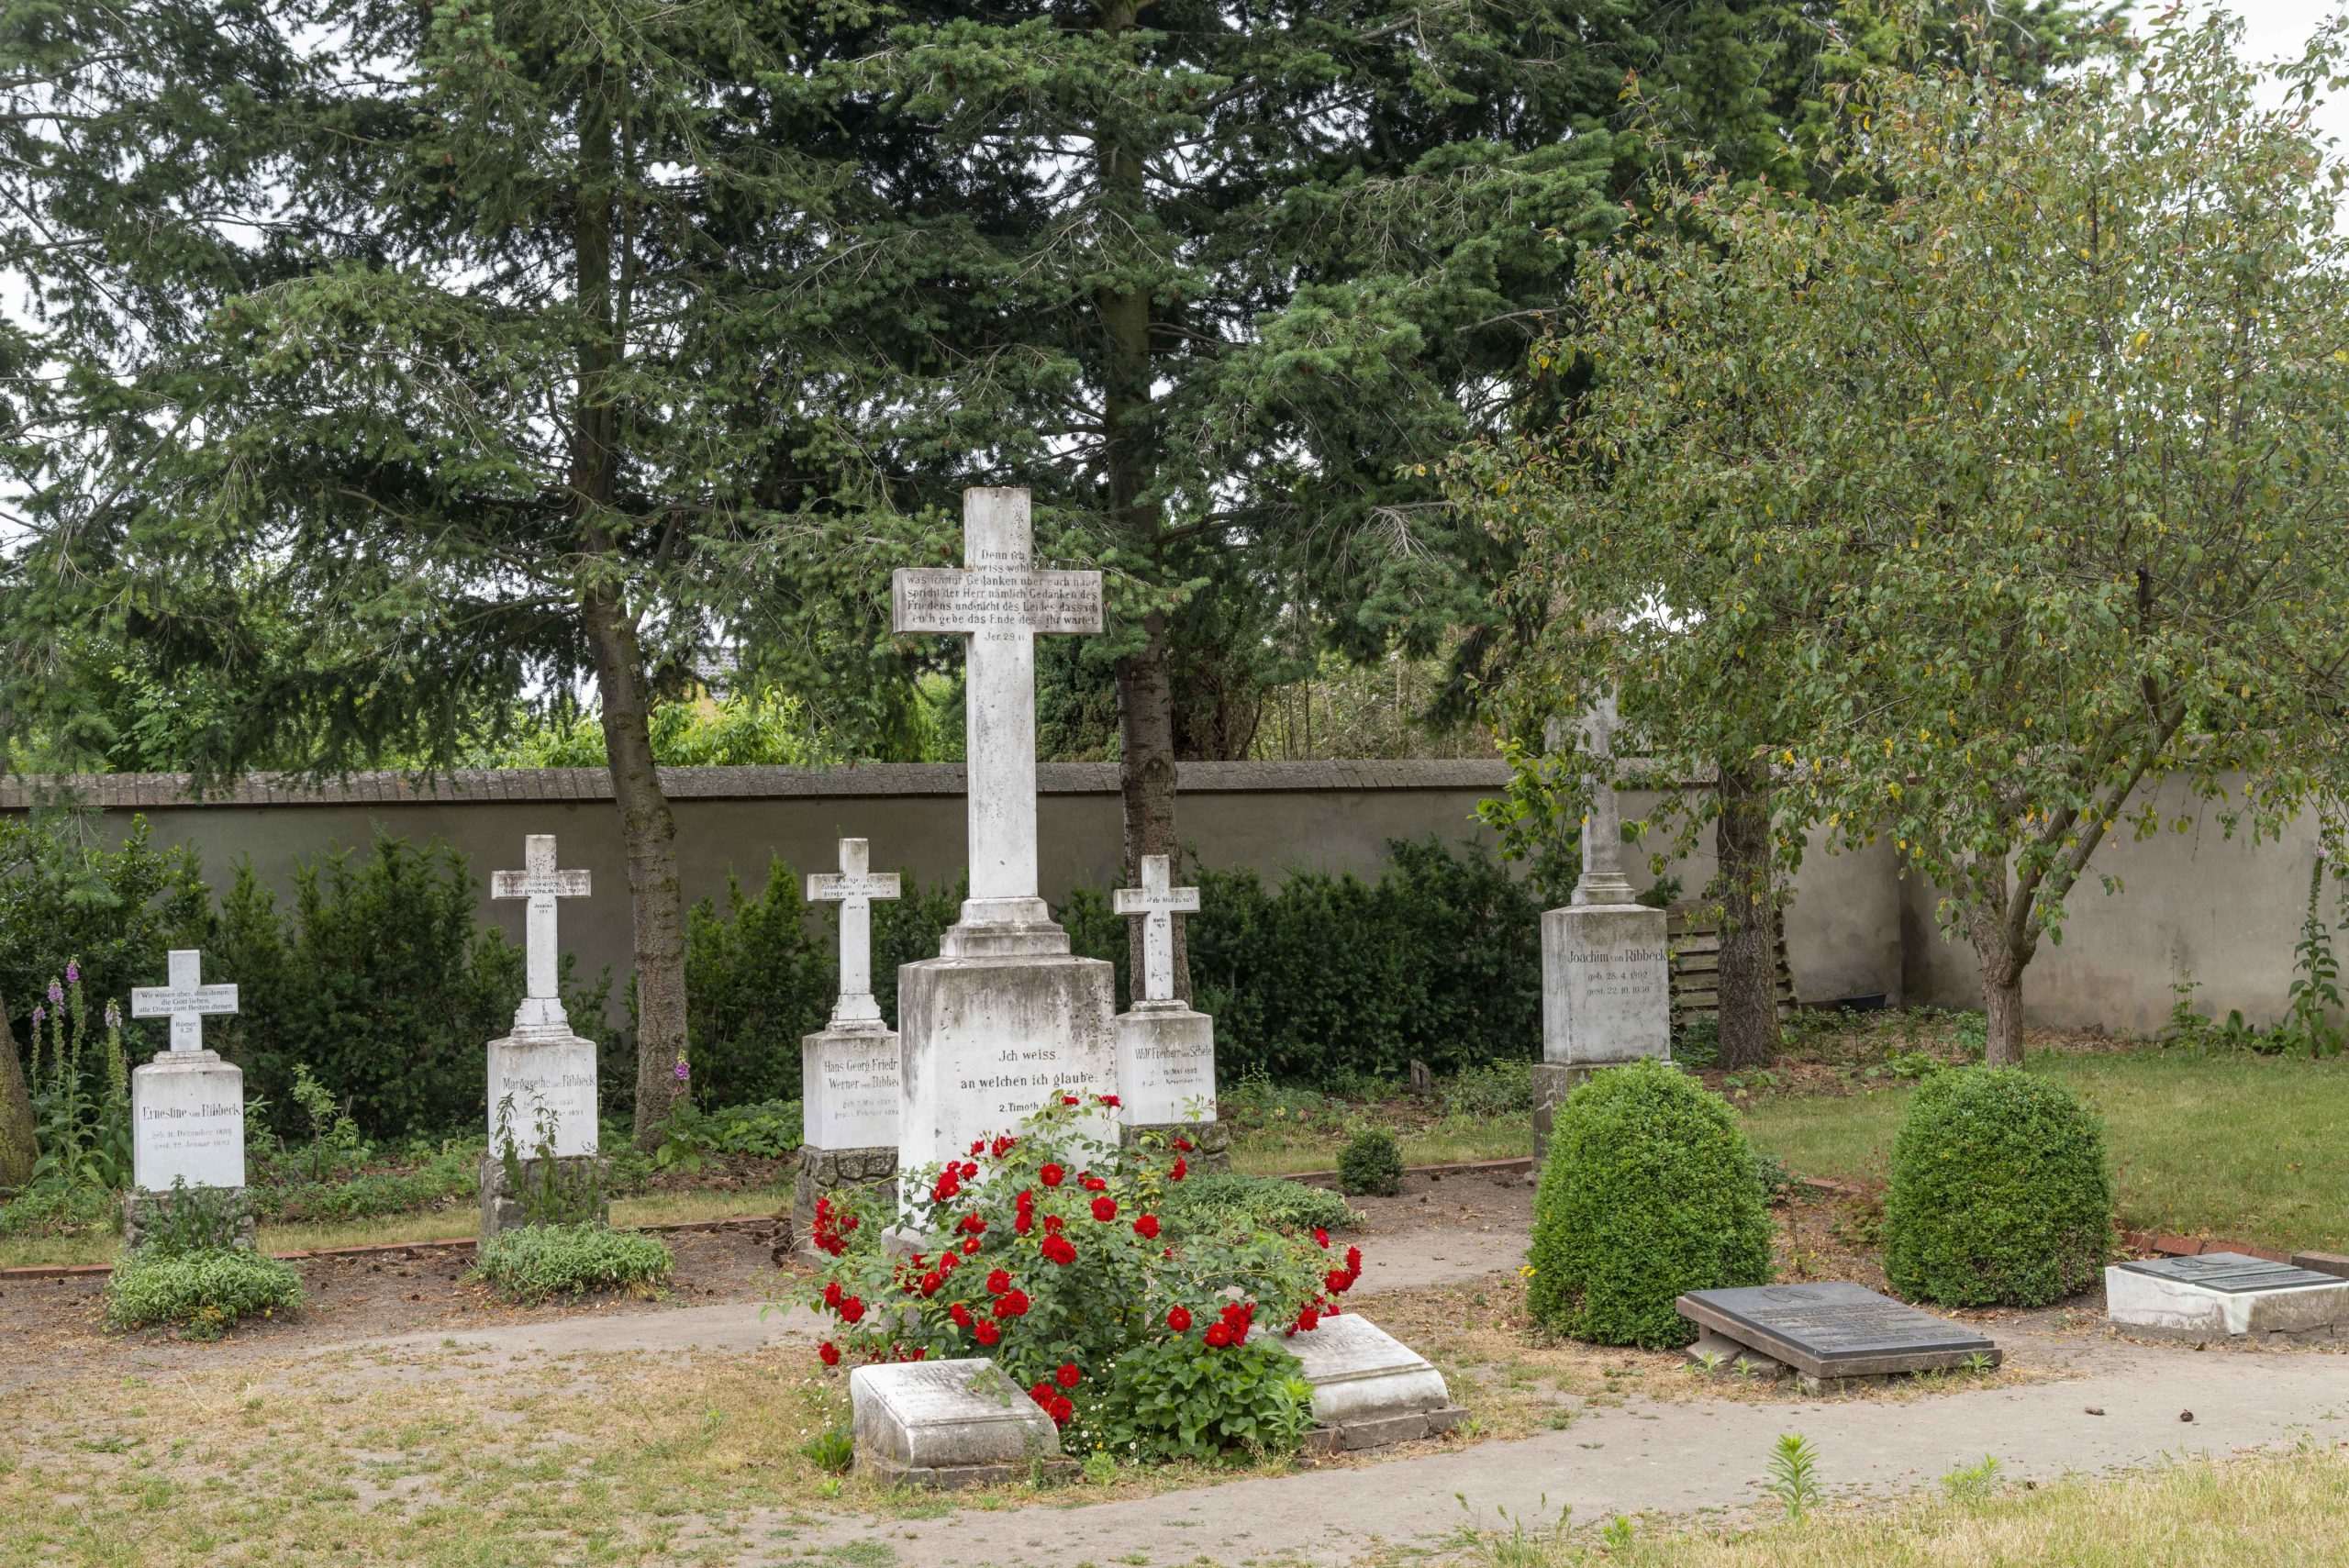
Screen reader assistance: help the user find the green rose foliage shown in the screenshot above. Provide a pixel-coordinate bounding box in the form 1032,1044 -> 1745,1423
1884,1066 -> 2111,1307
1092,1338 -> 1317,1464
807,1100 -> 1360,1450
105,1247 -> 305,1340
469,1224 -> 675,1307
1528,1061 -> 1773,1348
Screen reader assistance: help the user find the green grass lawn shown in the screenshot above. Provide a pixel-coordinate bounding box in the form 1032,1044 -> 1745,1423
1741,1047 -> 2349,1253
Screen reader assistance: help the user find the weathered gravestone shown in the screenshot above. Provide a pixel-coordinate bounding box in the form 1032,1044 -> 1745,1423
481,834 -> 605,1236
798,838 -> 905,1218
850,1357 -> 1069,1487
889,488 -> 1119,1227
1285,1311 -> 1467,1452
1675,1282 -> 2000,1391
2106,1253 -> 2349,1342
127,949 -> 251,1247
1532,692 -> 1670,1161
1109,854 -> 1229,1167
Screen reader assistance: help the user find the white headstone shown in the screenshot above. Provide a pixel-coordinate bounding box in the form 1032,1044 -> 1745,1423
133,1052 -> 247,1192
851,1357 -> 1063,1482
809,838 -> 902,1030
1541,692 -> 1669,1071
805,1030 -> 902,1151
1112,855 -> 1199,1006
2106,1255 -> 2349,1340
486,834 -> 599,1159
128,949 -> 238,1054
491,834 -> 592,1040
891,490 -> 1119,1211
893,487 -> 1102,952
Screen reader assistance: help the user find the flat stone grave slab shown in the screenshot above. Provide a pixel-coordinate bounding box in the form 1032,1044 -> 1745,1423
1284,1311 -> 1465,1452
2107,1253 -> 2349,1340
850,1357 -> 1066,1488
1677,1282 -> 1998,1387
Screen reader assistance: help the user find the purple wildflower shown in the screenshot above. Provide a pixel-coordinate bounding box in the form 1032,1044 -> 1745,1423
673,1059 -> 691,1082
46,980 -> 62,1006
105,1002 -> 121,1029
29,1005 -> 45,1025
64,961 -> 79,985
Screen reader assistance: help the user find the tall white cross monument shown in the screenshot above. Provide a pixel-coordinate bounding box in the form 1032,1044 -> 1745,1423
128,948 -> 249,1199
1109,855 -> 1222,1158
797,839 -> 907,1222
482,835 -> 601,1225
889,488 -> 1120,1216
1534,689 -> 1670,1163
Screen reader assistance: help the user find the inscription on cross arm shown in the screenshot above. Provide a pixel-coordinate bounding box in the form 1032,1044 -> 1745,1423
129,949 -> 239,1055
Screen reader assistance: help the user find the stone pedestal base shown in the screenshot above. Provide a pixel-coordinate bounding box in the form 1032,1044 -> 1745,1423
1540,902 -> 1670,1063
851,1357 -> 1068,1488
1119,1119 -> 1233,1172
796,1144 -> 900,1224
122,1186 -> 256,1252
896,950 -> 1117,1225
479,1152 -> 609,1238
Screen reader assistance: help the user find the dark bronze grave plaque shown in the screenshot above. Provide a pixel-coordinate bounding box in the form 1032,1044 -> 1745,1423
1676,1281 -> 1999,1380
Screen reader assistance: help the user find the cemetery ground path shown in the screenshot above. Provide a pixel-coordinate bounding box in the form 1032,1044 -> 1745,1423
767,1329 -> 2349,1568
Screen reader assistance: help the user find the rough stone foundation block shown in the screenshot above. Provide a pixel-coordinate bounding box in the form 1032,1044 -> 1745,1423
121,1185 -> 257,1251
1529,1062 -> 1600,1167
852,1357 -> 1067,1488
478,1152 -> 610,1239
795,1144 -> 900,1228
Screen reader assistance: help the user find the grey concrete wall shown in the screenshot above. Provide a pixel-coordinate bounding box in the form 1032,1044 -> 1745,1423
6,763 -> 2329,1040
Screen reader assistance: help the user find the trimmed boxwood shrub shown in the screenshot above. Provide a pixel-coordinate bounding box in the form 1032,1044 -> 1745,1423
470,1223 -> 674,1305
106,1247 -> 306,1340
1883,1065 -> 2111,1307
1528,1060 -> 1773,1348
1337,1128 -> 1405,1196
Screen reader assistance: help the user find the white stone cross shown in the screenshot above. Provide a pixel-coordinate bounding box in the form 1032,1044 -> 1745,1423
129,949 -> 239,1055
808,838 -> 902,1029
1112,855 -> 1200,1006
492,834 -> 591,1038
893,488 -> 1103,934
1567,690 -> 1636,906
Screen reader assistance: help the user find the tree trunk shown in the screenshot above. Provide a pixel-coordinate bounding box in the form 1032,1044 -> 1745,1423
1964,879 -> 2031,1068
1094,15 -> 1187,999
1714,754 -> 1782,1070
0,995 -> 37,1192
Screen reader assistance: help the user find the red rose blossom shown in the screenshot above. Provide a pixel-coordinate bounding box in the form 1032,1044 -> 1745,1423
839,1296 -> 865,1324
986,1269 -> 1013,1295
950,1302 -> 974,1328
1173,1136 -> 1193,1152
974,1318 -> 1001,1346
1099,1094 -> 1121,1108
1170,1158 -> 1187,1182
1049,1395 -> 1074,1426
822,1281 -> 843,1308
1204,1323 -> 1232,1349
1055,1362 -> 1081,1389
1030,1381 -> 1054,1407
991,1134 -> 1017,1158
818,1340 -> 841,1366
1043,1214 -> 1065,1234
1041,1234 -> 1077,1265
1325,1268 -> 1351,1295
962,1236 -> 982,1255
995,1289 -> 1030,1318
1040,1163 -> 1065,1187
1061,1095 -> 1081,1106
1132,1214 -> 1160,1240
1313,1228 -> 1330,1249
969,1138 -> 986,1157
1015,1213 -> 1034,1236
920,1271 -> 943,1296
1090,1195 -> 1118,1222
1166,1306 -> 1192,1332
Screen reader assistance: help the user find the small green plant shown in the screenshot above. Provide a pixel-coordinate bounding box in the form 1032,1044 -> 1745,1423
1452,1493 -> 1571,1567
1442,1060 -> 1534,1118
2283,859 -> 2344,1058
495,1095 -> 607,1228
1672,1010 -> 1721,1069
798,1424 -> 854,1475
1336,1127 -> 1404,1197
1529,1059 -> 1773,1347
285,1062 -> 371,1182
1884,1065 -> 2111,1307
1963,1351 -> 1998,1376
1883,1051 -> 1942,1081
1765,1432 -> 1822,1521
105,1247 -> 305,1340
660,1097 -> 804,1162
1599,1515 -> 1635,1552
469,1223 -> 674,1305
139,1178 -> 250,1256
1752,1151 -> 1794,1206
1079,1449 -> 1119,1485
1941,1453 -> 2004,1499
1091,1338 -> 1317,1463
1688,1349 -> 1727,1376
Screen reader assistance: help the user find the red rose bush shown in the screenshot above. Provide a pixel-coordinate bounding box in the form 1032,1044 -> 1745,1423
804,1095 -> 1354,1460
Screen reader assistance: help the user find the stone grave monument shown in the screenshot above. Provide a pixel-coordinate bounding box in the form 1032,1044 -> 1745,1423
1284,1312 -> 1467,1452
1675,1282 -> 2000,1391
798,837 -> 905,1218
1109,853 -> 1229,1167
1533,689 -> 1669,1161
850,1357 -> 1070,1488
481,833 -> 604,1236
127,949 -> 251,1248
2105,1253 -> 2349,1342
889,487 -> 1119,1224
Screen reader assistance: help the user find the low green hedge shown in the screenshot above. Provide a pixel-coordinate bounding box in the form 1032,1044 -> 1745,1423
1528,1060 -> 1773,1348
1884,1065 -> 2111,1307
1157,1173 -> 1358,1238
105,1247 -> 306,1340
471,1223 -> 674,1305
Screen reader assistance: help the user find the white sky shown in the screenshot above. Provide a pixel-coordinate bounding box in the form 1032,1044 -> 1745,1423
2232,2 -> 2349,141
